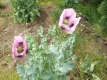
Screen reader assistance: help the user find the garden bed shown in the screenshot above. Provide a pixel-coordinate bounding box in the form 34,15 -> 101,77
0,0 -> 107,80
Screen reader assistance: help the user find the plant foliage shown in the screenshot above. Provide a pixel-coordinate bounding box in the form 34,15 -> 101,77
16,25 -> 76,80
64,0 -> 79,8
10,0 -> 40,24
80,55 -> 100,80
98,0 -> 107,35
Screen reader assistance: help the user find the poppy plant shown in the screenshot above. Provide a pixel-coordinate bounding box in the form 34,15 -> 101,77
12,36 -> 28,62
59,8 -> 81,34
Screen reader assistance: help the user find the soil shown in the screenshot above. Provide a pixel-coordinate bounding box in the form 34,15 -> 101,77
0,0 -> 107,70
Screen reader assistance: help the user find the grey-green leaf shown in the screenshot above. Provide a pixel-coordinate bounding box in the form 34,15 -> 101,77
92,74 -> 100,80
16,64 -> 25,77
41,71 -> 53,80
49,45 -> 58,55
90,61 -> 99,72
61,75 -> 68,80
72,54 -> 77,60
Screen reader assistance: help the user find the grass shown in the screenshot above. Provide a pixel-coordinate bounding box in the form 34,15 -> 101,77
0,67 -> 20,80
72,32 -> 107,80
69,54 -> 107,80
51,9 -> 61,23
73,4 -> 101,24
0,54 -> 20,80
72,22 -> 107,79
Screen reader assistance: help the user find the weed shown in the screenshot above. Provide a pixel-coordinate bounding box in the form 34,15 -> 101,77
80,55 -> 100,80
72,24 -> 107,80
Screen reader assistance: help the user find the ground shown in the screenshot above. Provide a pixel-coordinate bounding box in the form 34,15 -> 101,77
0,0 -> 107,79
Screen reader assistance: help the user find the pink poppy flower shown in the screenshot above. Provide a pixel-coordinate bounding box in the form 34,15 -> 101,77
59,8 -> 81,34
12,36 -> 28,62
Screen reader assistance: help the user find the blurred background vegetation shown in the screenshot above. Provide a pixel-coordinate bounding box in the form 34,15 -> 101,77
51,0 -> 107,36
